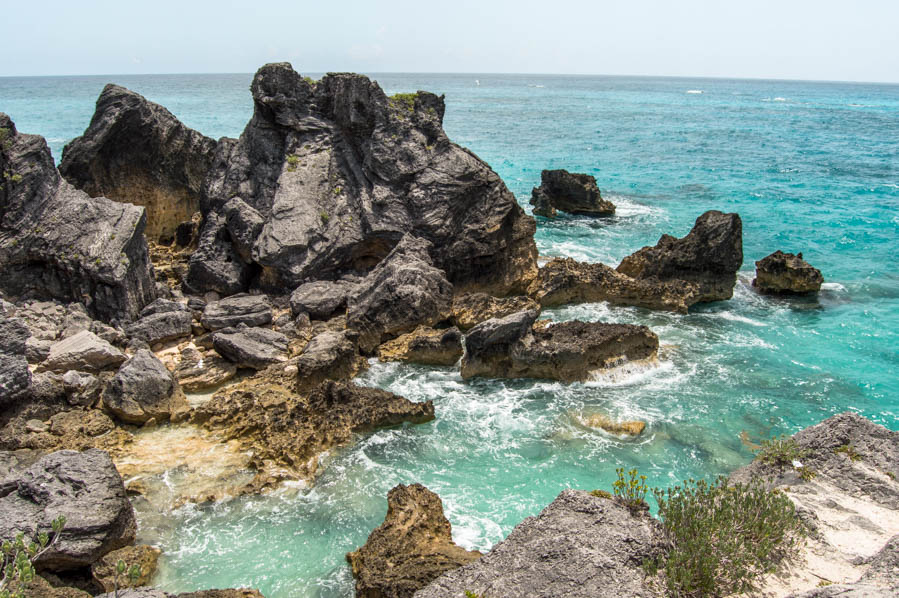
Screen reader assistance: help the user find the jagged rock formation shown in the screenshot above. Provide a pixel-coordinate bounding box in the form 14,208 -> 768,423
211,324 -> 289,369
0,313 -> 32,406
191,380 -> 434,483
530,169 -> 615,218
293,330 -> 368,389
415,490 -> 664,598
101,349 -> 188,424
0,115 -> 156,323
38,330 -> 126,373
753,250 -> 824,294
178,62 -> 536,295
347,483 -> 481,598
0,449 -> 136,570
377,326 -> 463,366
59,84 -> 217,242
617,210 -> 743,303
126,299 -> 193,345
201,294 -> 272,330
450,292 -> 540,331
290,279 -> 358,320
460,310 -> 658,382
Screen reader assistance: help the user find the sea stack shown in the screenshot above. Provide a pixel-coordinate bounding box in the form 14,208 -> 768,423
753,250 -> 824,294
530,169 -> 615,218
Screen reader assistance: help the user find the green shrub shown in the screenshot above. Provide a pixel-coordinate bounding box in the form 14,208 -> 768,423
648,477 -> 806,597
835,444 -> 861,461
590,489 -> 612,499
1,516 -> 66,598
613,467 -> 648,511
302,76 -> 318,86
389,92 -> 417,113
755,435 -> 809,466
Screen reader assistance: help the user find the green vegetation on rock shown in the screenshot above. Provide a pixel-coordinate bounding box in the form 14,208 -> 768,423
0,516 -> 66,598
390,92 -> 418,113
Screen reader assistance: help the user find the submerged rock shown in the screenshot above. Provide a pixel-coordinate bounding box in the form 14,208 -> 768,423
753,250 -> 824,294
451,292 -> 540,331
461,310 -> 658,382
530,169 -> 615,218
581,413 -> 647,436
102,349 -> 189,424
377,326 -> 463,366
59,84 -> 218,242
348,483 -> 481,598
415,490 -> 664,598
0,114 -> 156,324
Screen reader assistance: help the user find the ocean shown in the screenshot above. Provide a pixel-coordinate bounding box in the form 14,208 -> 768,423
1,72 -> 897,597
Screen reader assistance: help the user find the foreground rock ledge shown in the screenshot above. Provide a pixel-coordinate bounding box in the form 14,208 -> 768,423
348,483 -> 481,598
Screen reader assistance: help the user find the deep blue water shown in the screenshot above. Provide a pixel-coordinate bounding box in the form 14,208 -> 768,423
1,72 -> 897,597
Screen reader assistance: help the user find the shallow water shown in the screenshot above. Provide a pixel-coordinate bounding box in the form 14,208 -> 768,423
2,73 -> 897,597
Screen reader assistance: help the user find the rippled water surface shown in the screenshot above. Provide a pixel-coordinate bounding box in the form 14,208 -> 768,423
2,72 -> 897,597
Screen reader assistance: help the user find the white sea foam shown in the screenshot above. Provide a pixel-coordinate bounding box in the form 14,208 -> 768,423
715,311 -> 767,327
821,282 -> 847,292
686,90 -> 703,94
585,357 -> 673,388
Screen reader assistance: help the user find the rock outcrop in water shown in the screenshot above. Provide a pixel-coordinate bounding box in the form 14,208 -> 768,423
0,115 -> 156,324
450,292 -> 540,331
176,62 -> 537,296
376,326 -> 463,366
347,483 -> 481,598
753,250 -> 824,295
530,169 -> 615,218
460,309 -> 658,382
59,84 -> 218,242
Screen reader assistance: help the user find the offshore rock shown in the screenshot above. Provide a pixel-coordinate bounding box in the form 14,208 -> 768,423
59,84 -> 218,242
0,314 -> 32,406
415,490 -> 663,598
0,449 -> 136,570
377,326 -> 463,366
346,236 -> 453,354
102,349 -> 189,424
201,293 -> 272,331
530,169 -> 615,218
192,380 -> 434,482
461,311 -> 658,382
451,292 -> 540,331
289,279 -> 357,320
0,115 -> 157,323
617,210 -> 743,303
753,250 -> 824,294
347,483 -> 481,598
211,324 -> 289,369
38,330 -> 126,374
186,62 -> 537,295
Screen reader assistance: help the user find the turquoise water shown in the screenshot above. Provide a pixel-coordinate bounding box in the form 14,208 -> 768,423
2,73 -> 898,597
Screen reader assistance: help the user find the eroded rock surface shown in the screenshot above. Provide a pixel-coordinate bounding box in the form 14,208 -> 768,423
753,250 -> 824,295
289,280 -> 357,320
293,330 -> 367,389
530,169 -> 615,218
0,314 -> 32,406
212,324 -> 289,369
91,544 -> 161,593
348,483 -> 481,598
451,292 -> 540,331
102,350 -> 188,424
38,330 -> 126,374
201,294 -> 272,331
377,326 -> 463,366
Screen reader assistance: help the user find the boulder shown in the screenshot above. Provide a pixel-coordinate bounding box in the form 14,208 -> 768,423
222,197 -> 264,262
201,294 -> 272,331
293,330 -> 367,388
0,449 -> 136,570
59,84 -> 218,242
61,370 -> 104,407
377,326 -> 463,366
0,114 -> 156,324
617,210 -> 743,303
451,293 -> 540,331
347,484 -> 481,598
39,330 -> 126,373
212,324 -> 288,369
415,490 -> 664,598
180,62 -> 536,296
753,250 -> 824,294
102,350 -> 188,424
289,280 -> 357,320
461,311 -> 658,382
173,347 -> 237,392
581,413 -> 647,436
125,309 -> 192,345
192,380 -> 435,482
91,544 -> 161,593
529,169 -> 615,218
347,236 -> 453,354
0,314 -> 32,406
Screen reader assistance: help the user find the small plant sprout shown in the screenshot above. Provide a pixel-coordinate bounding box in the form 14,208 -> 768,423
112,558 -> 142,598
286,154 -> 300,172
0,515 -> 66,598
320,210 -> 330,223
835,444 -> 861,461
612,467 -> 648,511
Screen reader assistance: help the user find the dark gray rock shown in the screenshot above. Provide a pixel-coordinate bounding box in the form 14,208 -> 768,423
102,349 -> 188,424
617,210 -> 743,304
462,309 -> 539,362
346,236 -> 453,354
125,309 -> 192,346
0,314 -> 32,406
139,298 -> 188,318
530,169 -> 615,218
186,62 -> 536,295
415,490 -> 664,598
289,280 -> 357,320
59,84 -> 217,242
201,293 -> 272,331
61,370 -> 103,407
0,114 -> 157,324
294,330 -> 365,388
0,449 -> 136,571
753,250 -> 824,295
212,324 -> 288,369
38,330 -> 126,374
25,336 -> 53,363
223,197 -> 264,262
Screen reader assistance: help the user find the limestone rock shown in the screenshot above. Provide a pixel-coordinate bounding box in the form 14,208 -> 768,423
125,309 -> 192,346
289,280 -> 357,320
377,326 -> 463,366
451,292 -> 540,331
348,484 -> 481,598
582,414 -> 647,436
201,294 -> 272,331
0,314 -> 32,406
346,236 -> 453,354
530,169 -> 615,218
177,592 -> 266,598
0,449 -> 136,570
59,84 -> 217,242
91,544 -> 161,593
39,330 -> 126,373
212,324 -> 288,370
753,250 -> 824,294
102,350 -> 188,424
173,347 -> 237,392
415,490 -> 664,598
0,114 -> 156,324
461,311 -> 658,382
617,210 -> 743,303
95,590 -> 169,598
293,330 -> 367,388
222,197 -> 265,263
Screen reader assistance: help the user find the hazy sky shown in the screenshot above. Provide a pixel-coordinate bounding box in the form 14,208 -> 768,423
2,0 -> 898,82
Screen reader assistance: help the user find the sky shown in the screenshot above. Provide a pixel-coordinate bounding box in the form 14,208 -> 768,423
2,0 -> 898,82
